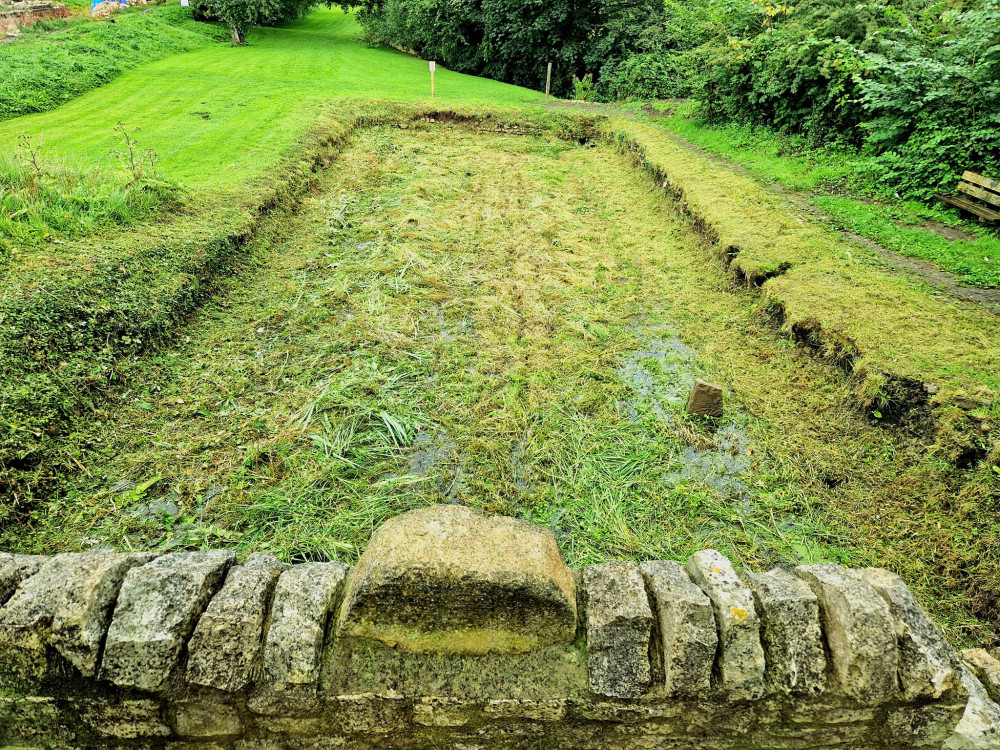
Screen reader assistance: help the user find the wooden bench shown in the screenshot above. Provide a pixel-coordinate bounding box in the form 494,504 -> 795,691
937,171 -> 1000,225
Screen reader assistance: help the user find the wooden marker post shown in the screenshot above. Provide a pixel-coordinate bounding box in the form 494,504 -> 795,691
430,61 -> 436,98
545,62 -> 552,99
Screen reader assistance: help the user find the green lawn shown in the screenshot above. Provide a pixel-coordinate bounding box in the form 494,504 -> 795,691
0,7 -> 543,189
651,102 -> 1000,290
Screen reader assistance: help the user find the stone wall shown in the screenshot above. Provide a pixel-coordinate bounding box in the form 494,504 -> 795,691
0,505 -> 997,749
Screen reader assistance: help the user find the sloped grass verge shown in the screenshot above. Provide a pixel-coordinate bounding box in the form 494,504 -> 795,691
0,103 -> 599,513
0,5 -> 229,121
602,120 -> 1000,469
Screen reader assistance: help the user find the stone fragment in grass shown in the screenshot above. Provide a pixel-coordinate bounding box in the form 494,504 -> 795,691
583,561 -> 654,699
0,551 -> 153,684
252,561 -> 348,714
100,550 -> 235,692
0,553 -> 47,605
796,563 -> 898,704
963,649 -> 1000,705
859,567 -> 962,701
686,378 -> 723,418
336,505 -> 577,655
639,560 -> 716,696
686,550 -> 765,700
187,553 -> 287,692
744,567 -> 826,695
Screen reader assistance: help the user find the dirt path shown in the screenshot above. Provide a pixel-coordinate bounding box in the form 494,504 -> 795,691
539,100 -> 1000,311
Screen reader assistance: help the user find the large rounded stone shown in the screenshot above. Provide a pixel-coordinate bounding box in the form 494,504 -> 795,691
336,505 -> 577,654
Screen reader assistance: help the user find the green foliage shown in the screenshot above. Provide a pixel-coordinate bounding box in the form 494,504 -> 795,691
572,74 -> 595,102
195,0 -> 316,43
346,0 -> 666,96
0,5 -> 227,121
605,0 -> 1000,198
854,2 -> 1000,197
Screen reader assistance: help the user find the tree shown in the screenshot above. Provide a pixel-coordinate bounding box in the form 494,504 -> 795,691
197,0 -> 316,45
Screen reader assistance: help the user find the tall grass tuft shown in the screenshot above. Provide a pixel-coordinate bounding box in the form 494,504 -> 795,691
0,132 -> 180,246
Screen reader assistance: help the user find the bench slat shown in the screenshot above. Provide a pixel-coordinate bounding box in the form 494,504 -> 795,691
937,193 -> 1000,224
962,170 -> 1000,195
958,180 -> 1000,208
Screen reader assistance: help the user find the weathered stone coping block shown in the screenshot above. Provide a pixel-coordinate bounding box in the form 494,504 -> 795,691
100,550 -> 235,692
187,553 -> 287,693
337,505 -> 577,655
687,549 -> 766,700
583,561 -> 653,699
640,560 -> 716,697
745,567 -> 826,695
0,506 -> 990,749
797,563 -> 900,705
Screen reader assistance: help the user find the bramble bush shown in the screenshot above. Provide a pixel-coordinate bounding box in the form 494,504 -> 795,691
610,0 -> 1000,198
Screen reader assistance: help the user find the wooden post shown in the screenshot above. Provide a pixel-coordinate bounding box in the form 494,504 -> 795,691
430,61 -> 436,99
545,62 -> 552,99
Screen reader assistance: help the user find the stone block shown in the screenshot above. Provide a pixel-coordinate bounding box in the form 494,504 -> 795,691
412,697 -> 473,727
175,701 -> 244,738
639,560 -> 716,696
583,561 -> 653,699
0,553 -> 46,605
796,563 -> 898,704
187,553 -> 286,692
686,379 -> 723,418
944,666 -> 1000,750
0,551 -> 153,684
963,649 -> 1000,704
0,696 -> 75,740
252,562 -> 348,713
75,697 -> 171,739
330,692 -> 409,734
686,550 -> 765,699
883,703 -> 970,750
859,567 -> 962,701
337,505 -> 576,655
100,550 -> 235,691
745,567 -> 826,695
483,699 -> 568,722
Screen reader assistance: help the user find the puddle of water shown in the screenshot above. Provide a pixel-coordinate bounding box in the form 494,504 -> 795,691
405,431 -> 467,503
618,324 -> 753,503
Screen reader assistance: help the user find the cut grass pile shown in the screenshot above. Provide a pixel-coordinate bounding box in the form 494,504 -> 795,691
0,5 -> 229,121
12,124 -> 997,646
651,102 -> 1000,290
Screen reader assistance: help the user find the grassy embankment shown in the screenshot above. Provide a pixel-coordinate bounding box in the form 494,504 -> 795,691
0,8 -> 543,506
0,4 -> 230,121
650,102 -> 1000,290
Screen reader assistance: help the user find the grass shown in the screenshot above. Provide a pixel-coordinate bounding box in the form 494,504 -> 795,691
0,5 -> 230,121
651,102 -> 1000,290
0,7 -> 543,192
0,5 -> 998,649
0,128 -> 180,243
12,124 -> 995,646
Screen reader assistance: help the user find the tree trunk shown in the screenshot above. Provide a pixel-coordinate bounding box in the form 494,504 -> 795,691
230,26 -> 245,45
